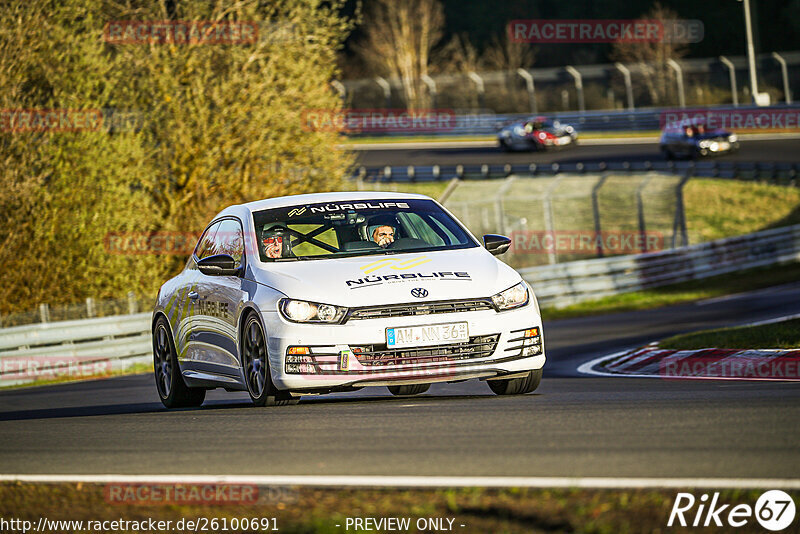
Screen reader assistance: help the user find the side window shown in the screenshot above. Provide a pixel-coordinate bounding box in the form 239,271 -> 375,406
397,212 -> 445,246
194,221 -> 221,260
215,219 -> 245,265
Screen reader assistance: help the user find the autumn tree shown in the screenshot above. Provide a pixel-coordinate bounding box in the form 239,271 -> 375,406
355,0 -> 445,109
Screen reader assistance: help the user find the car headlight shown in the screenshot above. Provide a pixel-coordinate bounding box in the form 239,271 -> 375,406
279,298 -> 347,324
513,126 -> 526,136
698,140 -> 710,148
491,281 -> 529,311
728,134 -> 737,143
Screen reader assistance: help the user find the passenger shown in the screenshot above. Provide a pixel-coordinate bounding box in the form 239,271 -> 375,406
262,225 -> 292,259
372,225 -> 395,248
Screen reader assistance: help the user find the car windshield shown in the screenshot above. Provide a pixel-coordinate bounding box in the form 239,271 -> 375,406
252,198 -> 478,261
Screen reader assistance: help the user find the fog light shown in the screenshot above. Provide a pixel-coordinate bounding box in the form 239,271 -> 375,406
524,328 -> 539,338
523,345 -> 542,356
288,347 -> 310,355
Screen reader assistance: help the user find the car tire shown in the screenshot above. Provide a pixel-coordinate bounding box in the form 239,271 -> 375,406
241,312 -> 299,407
662,147 -> 674,160
499,138 -> 512,152
153,317 -> 206,409
387,384 -> 430,396
487,368 -> 542,395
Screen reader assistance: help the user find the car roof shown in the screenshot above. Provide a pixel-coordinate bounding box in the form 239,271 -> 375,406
216,191 -> 436,218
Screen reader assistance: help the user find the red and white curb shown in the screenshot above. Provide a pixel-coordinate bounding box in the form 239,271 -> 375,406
579,345 -> 800,381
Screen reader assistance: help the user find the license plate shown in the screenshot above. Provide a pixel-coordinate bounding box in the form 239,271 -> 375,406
386,322 -> 468,348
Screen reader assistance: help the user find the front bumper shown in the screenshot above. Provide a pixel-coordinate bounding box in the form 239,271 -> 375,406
263,303 -> 545,391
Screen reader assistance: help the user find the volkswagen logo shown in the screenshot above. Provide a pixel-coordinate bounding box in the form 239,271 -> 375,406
410,288 -> 428,298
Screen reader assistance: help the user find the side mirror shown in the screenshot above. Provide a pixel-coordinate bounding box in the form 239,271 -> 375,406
483,234 -> 511,256
197,254 -> 241,276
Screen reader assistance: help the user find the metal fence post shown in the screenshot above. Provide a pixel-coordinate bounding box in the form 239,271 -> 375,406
719,56 -> 738,106
331,80 -> 346,105
39,303 -> 50,324
86,297 -> 96,319
672,174 -> 691,248
127,291 -> 138,315
591,173 -> 610,257
421,75 -> 438,109
543,175 -> 564,264
636,174 -> 654,253
565,66 -> 585,113
772,52 -> 793,104
667,59 -> 686,108
374,77 -> 392,109
438,177 -> 461,204
517,68 -> 537,114
468,72 -> 485,109
615,63 -> 635,110
494,176 -> 516,236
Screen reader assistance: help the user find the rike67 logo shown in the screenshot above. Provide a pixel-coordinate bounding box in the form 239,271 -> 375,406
668,490 -> 796,531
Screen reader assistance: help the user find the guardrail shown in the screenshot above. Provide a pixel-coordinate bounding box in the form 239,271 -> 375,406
520,224 -> 800,308
0,313 -> 152,387
354,160 -> 800,183
1,225 -> 799,381
346,103 -> 800,137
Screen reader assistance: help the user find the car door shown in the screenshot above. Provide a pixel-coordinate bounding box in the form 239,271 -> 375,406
173,221 -> 219,367
191,218 -> 248,381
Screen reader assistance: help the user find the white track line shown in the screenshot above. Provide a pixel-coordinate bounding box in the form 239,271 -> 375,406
1,474 -> 799,489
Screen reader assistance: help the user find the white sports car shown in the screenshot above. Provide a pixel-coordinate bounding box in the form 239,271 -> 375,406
151,192 -> 545,408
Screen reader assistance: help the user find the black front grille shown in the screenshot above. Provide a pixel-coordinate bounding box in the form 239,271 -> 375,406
350,334 -> 499,366
346,299 -> 495,322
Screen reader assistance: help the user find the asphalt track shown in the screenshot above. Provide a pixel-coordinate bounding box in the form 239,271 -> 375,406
353,137 -> 800,167
1,282 -> 799,479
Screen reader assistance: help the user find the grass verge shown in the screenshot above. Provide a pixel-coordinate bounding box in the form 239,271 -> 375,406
659,318 -> 800,350
1,483 -> 785,534
542,261 -> 800,320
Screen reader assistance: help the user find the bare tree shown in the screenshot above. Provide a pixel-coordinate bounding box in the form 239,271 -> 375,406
435,33 -> 480,74
481,34 -> 535,72
611,3 -> 688,106
355,0 -> 445,109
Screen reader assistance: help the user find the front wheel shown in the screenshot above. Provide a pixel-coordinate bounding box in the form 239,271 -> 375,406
487,369 -> 542,395
241,313 -> 298,407
388,384 -> 430,396
153,317 -> 206,409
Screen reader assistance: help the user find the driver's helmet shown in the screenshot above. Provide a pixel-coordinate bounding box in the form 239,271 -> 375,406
261,224 -> 292,258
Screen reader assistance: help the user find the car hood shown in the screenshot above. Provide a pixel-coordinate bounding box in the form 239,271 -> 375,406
697,130 -> 732,140
253,247 -> 522,307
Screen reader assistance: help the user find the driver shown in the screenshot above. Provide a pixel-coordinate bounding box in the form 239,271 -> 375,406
372,225 -> 395,248
261,224 -> 292,259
